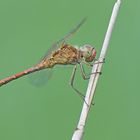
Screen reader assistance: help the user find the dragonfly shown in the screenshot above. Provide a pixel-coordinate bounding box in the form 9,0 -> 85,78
0,18 -> 96,99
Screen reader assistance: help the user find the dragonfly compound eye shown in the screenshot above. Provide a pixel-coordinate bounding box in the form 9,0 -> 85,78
80,44 -> 96,62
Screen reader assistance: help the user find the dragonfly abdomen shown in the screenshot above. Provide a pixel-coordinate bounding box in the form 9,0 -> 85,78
0,67 -> 40,86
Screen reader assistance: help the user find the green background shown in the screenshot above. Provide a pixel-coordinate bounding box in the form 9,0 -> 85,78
0,0 -> 139,140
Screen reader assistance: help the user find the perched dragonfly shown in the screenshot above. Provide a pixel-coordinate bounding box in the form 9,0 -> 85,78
0,18 -> 96,98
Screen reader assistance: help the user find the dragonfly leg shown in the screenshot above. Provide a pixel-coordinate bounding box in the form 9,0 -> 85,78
69,65 -> 90,106
79,63 -> 96,106
79,63 -> 91,80
81,58 -> 106,77
91,58 -> 106,75
70,65 -> 84,98
79,62 -> 101,79
70,64 -> 97,106
94,58 -> 105,65
83,58 -> 105,67
82,61 -> 93,67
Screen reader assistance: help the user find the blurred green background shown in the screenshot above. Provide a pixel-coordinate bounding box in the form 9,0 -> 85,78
0,0 -> 139,140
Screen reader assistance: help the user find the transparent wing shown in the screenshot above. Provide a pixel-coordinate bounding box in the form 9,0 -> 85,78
28,68 -> 53,87
41,17 -> 87,61
28,18 -> 87,86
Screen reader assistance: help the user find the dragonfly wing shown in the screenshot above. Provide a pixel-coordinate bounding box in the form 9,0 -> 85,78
41,17 -> 87,60
28,68 -> 53,87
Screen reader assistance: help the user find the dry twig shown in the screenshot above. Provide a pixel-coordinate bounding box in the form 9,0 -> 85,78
72,0 -> 122,140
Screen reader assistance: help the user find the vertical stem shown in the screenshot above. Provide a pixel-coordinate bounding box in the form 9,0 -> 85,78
71,0 -> 122,140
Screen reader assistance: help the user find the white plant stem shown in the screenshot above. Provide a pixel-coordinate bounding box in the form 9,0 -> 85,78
71,0 -> 121,140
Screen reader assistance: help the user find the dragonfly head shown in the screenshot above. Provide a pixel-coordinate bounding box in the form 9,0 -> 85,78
80,44 -> 96,62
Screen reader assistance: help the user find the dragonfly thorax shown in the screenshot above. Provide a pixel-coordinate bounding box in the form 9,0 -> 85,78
79,44 -> 96,62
